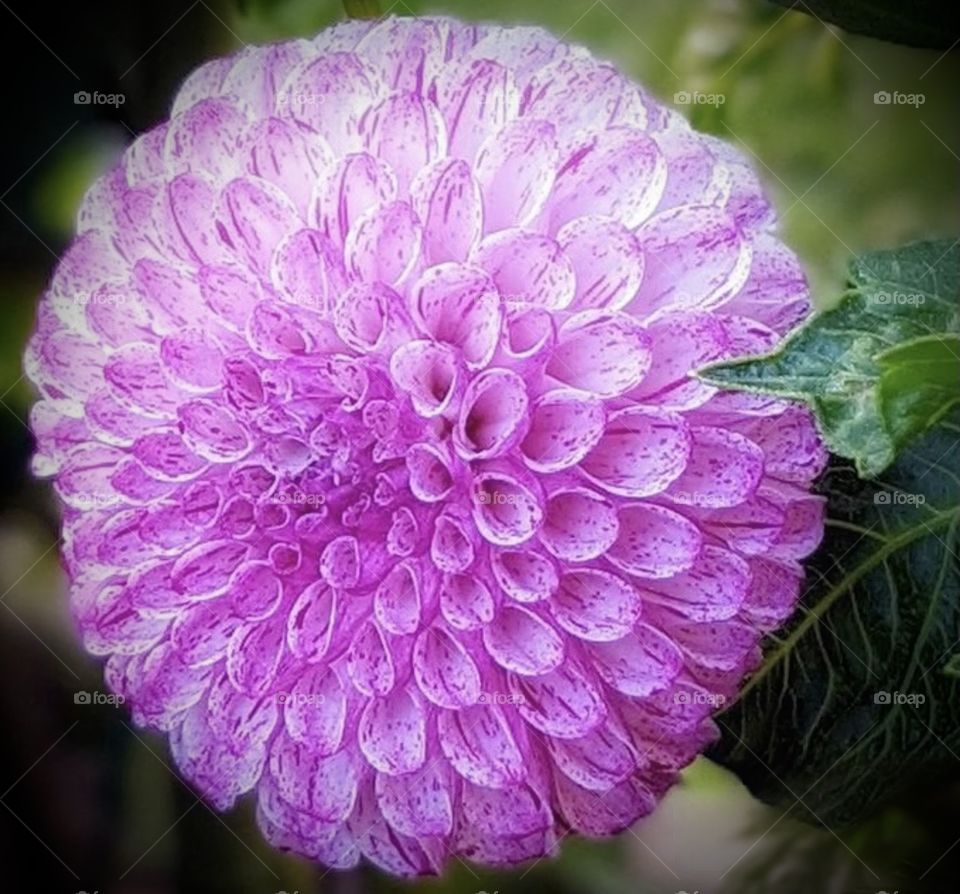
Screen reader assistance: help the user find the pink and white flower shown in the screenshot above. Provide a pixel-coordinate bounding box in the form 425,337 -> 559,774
25,16 -> 826,875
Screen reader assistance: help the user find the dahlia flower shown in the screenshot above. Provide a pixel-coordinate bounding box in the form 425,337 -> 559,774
25,15 -> 826,875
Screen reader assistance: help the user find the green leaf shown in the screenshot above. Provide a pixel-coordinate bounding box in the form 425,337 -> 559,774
878,333 -> 960,449
342,0 -> 381,19
709,412 -> 960,826
769,0 -> 960,49
700,238 -> 960,477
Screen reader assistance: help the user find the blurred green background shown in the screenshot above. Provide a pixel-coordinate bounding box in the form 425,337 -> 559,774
0,1 -> 957,892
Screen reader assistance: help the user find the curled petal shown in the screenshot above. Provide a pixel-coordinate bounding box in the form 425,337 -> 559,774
245,113 -> 333,214
412,263 -> 501,368
287,582 -> 336,663
631,205 -> 752,319
551,569 -> 642,642
430,513 -> 475,573
472,229 -> 574,309
318,152 -> 396,246
334,281 -> 410,353
587,625 -> 683,696
347,620 -> 396,697
217,176 -> 299,277
164,98 -> 248,182
546,312 -> 651,398
284,52 -> 383,153
497,306 -> 555,368
664,426 -> 764,509
283,666 -> 347,755
454,368 -> 528,461
376,763 -> 454,839
580,406 -> 690,498
438,702 -> 525,789
644,545 -> 752,622
491,548 -> 558,603
511,662 -> 606,739
360,92 -> 446,194
442,59 -> 519,161
226,615 -> 285,696
374,561 -> 422,635
471,469 -> 543,546
475,118 -> 558,231
413,626 -> 482,708
406,442 -> 455,503
539,488 -> 618,562
389,340 -> 459,418
440,573 -> 495,631
410,158 -> 483,263
271,228 -> 343,312
558,215 -> 644,312
549,720 -> 639,791
359,687 -> 427,775
483,604 -> 564,675
607,504 -> 702,579
178,400 -> 251,463
344,200 -> 422,286
520,389 -> 605,473
548,129 -> 666,231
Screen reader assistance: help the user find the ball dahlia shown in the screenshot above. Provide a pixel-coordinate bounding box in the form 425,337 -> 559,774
25,15 -> 827,875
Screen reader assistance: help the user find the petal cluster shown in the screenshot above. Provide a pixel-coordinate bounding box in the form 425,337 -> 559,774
25,16 -> 826,875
